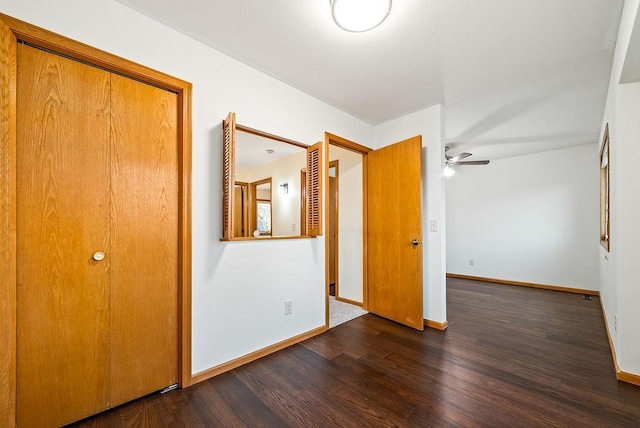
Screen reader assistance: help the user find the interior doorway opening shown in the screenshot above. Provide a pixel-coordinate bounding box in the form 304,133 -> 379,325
325,135 -> 370,328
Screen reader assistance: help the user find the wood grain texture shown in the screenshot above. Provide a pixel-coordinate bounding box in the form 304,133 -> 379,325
618,371 -> 640,387
336,296 -> 363,307
324,132 -> 370,311
16,44 -> 112,427
424,319 -> 449,330
306,142 -> 323,237
447,273 -> 600,296
236,123 -> 307,149
72,278 -> 640,427
599,294 -> 640,387
328,160 -> 338,288
325,132 -> 373,154
367,136 -> 423,330
361,154 -> 368,311
0,16 -> 16,427
109,73 -> 179,407
0,14 -> 191,95
599,293 -> 620,376
221,112 -> 235,240
177,78 -> 192,389
2,12 -> 193,419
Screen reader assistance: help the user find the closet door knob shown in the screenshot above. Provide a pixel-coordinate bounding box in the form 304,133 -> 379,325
92,251 -> 106,261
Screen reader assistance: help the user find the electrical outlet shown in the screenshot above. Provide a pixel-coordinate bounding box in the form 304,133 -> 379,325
292,223 -> 296,232
614,314 -> 617,332
284,300 -> 293,315
469,259 -> 474,266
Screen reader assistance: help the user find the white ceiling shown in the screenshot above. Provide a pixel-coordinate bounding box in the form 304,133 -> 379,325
116,0 -> 624,160
236,130 -> 304,169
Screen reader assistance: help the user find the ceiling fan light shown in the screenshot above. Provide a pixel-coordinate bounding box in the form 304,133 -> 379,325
443,164 -> 456,177
331,0 -> 392,33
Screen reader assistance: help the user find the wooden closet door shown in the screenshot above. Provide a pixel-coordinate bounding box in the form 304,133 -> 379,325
109,74 -> 179,406
16,44 -> 112,427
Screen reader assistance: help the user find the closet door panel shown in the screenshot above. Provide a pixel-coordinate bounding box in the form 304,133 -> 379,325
16,44 -> 111,427
109,73 -> 179,405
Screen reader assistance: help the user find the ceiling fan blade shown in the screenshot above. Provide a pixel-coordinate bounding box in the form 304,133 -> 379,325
456,160 -> 490,165
447,152 -> 472,163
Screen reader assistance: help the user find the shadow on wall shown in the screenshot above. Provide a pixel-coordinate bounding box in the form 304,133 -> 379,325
208,124 -> 224,277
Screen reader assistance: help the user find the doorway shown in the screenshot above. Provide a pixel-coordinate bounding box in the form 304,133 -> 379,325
325,136 -> 369,327
324,132 -> 424,331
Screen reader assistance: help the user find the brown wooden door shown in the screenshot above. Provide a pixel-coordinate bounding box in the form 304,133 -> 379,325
109,74 -> 179,406
16,44 -> 179,426
0,18 -> 15,427
16,43 -> 112,427
367,136 -> 423,330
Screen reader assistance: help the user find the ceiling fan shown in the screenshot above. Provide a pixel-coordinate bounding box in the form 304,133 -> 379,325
444,146 -> 490,176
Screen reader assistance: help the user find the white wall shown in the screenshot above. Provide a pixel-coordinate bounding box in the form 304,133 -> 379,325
599,0 -> 640,377
447,145 -> 599,290
328,145 -> 364,303
372,106 -> 447,324
236,150 -> 306,236
0,0 -> 374,374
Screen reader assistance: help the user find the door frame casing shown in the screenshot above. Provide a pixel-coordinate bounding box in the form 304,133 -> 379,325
0,13 -> 193,424
324,132 -> 372,327
328,160 -> 339,296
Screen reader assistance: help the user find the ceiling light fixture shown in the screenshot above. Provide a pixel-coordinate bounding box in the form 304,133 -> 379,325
331,0 -> 392,33
443,164 -> 456,177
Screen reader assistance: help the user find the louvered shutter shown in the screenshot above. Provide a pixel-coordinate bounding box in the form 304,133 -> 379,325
306,142 -> 323,236
222,112 -> 236,240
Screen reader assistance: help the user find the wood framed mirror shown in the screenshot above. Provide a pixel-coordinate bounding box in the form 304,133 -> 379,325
221,112 -> 323,240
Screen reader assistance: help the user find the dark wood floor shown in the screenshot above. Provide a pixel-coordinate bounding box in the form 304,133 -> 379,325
73,278 -> 640,427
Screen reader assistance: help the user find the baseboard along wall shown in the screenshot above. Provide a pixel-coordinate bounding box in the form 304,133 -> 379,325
447,273 -> 640,387
446,273 -> 599,296
335,296 -> 363,307
599,297 -> 640,387
191,326 -> 327,385
424,319 -> 448,330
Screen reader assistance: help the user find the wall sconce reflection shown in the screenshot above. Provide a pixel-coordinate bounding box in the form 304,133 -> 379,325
279,183 -> 289,196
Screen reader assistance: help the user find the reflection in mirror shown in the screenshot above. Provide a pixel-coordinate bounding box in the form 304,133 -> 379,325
221,112 -> 323,241
233,182 -> 249,237
256,200 -> 271,235
251,178 -> 272,236
235,129 -> 306,237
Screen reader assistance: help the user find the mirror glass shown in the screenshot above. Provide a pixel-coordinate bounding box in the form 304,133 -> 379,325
234,129 -> 307,237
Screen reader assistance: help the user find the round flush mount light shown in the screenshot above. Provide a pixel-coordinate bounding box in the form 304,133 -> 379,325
331,0 -> 392,33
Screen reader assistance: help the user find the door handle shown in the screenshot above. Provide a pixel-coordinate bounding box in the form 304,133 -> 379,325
92,251 -> 106,261
411,239 -> 420,246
